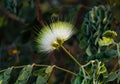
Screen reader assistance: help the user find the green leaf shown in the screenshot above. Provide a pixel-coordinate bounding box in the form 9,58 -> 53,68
0,80 -> 2,84
15,65 -> 33,84
0,67 -> 13,84
88,49 -> 117,60
73,75 -> 82,84
34,68 -> 46,76
118,69 -> 120,78
104,49 -> 117,58
86,45 -> 92,56
35,72 -> 51,84
103,30 -> 117,38
73,69 -> 84,84
117,43 -> 120,65
105,72 -> 118,82
78,5 -> 113,55
99,65 -> 107,74
79,38 -> 88,49
36,76 -> 47,84
117,69 -> 120,83
35,66 -> 54,84
45,66 -> 54,74
98,37 -> 114,46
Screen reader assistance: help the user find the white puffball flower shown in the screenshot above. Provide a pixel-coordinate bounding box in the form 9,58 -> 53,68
36,21 -> 75,53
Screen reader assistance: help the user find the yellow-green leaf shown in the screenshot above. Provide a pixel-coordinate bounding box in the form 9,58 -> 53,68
15,65 -> 33,84
0,80 -> 2,84
98,64 -> 107,74
45,66 -> 54,74
103,30 -> 117,38
98,37 -> 114,46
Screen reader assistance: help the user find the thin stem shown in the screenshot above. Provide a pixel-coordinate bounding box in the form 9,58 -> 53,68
34,64 -> 76,76
117,43 -> 120,68
36,0 -> 45,27
60,45 -> 82,67
83,60 -> 95,67
54,65 -> 76,76
0,69 -> 7,73
0,65 -> 27,73
81,66 -> 87,78
0,63 -> 76,76
13,65 -> 27,69
0,7 -> 28,26
34,64 -> 50,67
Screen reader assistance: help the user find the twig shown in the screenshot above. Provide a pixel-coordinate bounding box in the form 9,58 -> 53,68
0,63 -> 76,76
82,60 -> 95,67
60,45 -> 82,67
36,0 -> 45,27
0,7 -> 28,26
54,65 -> 77,76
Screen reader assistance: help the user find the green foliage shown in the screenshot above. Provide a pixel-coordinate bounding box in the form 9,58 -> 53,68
88,49 -> 117,61
117,42 -> 120,57
105,72 -> 118,82
34,68 -> 46,76
36,76 -> 47,84
102,30 -> 117,38
35,66 -> 54,84
73,61 -> 107,84
0,67 -> 13,84
15,65 -> 33,84
73,70 -> 84,84
74,5 -> 120,83
0,65 -> 54,84
78,6 -> 113,56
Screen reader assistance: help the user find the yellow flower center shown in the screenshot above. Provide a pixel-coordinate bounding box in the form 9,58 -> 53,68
51,38 -> 65,49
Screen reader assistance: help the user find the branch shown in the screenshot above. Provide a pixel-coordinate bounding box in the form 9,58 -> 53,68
36,0 -> 45,27
0,63 -> 76,76
0,7 -> 28,26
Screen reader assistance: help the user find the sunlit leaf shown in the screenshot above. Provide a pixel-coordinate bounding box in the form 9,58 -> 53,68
98,37 -> 114,46
15,65 -> 33,84
0,80 -> 2,84
98,62 -> 107,74
45,66 -> 54,74
103,30 -> 117,38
